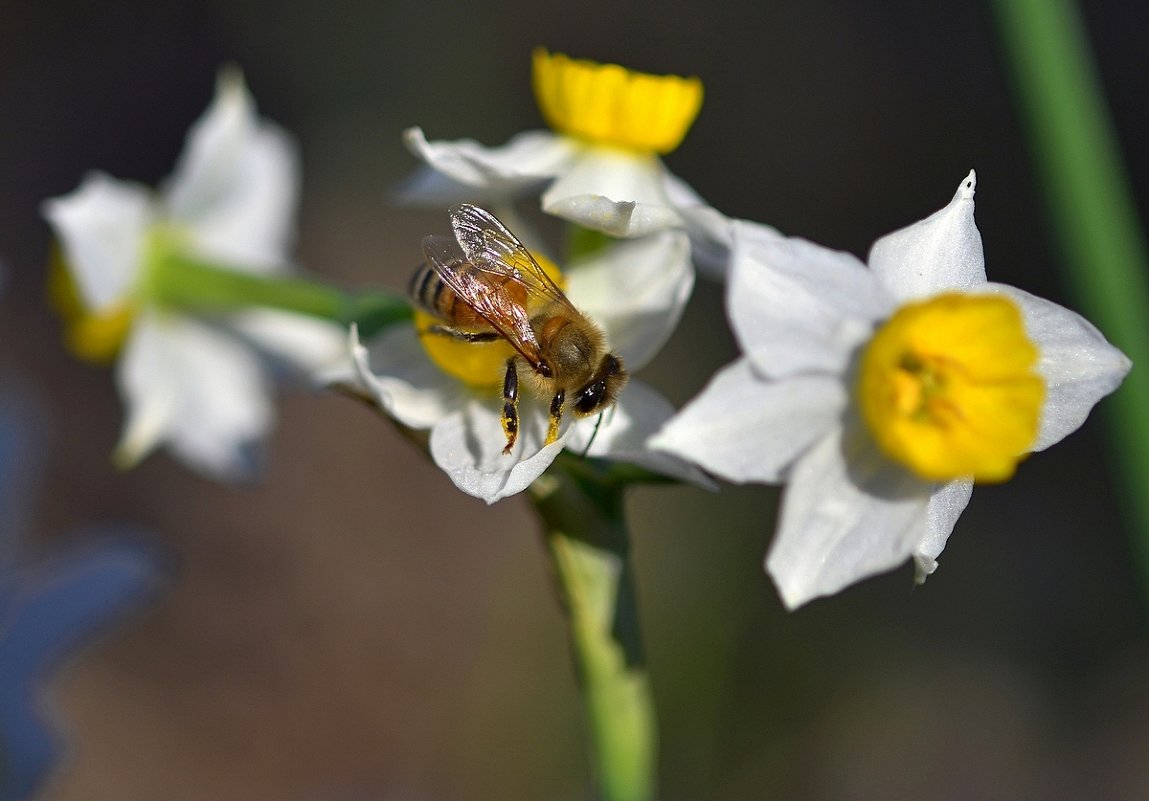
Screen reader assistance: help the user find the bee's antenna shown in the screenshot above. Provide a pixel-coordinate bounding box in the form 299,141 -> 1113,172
580,411 -> 606,458
580,404 -> 619,458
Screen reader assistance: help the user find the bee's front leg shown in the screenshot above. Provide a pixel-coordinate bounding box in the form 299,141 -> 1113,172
545,389 -> 565,446
501,358 -> 519,455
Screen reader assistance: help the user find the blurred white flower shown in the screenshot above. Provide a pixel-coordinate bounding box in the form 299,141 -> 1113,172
651,172 -> 1130,608
339,220 -> 704,503
43,69 -> 343,480
402,48 -> 712,239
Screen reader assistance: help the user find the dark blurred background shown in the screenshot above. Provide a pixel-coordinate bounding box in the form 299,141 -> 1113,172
1,1 -> 1148,799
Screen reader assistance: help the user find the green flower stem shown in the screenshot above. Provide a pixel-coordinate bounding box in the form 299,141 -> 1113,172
148,254 -> 411,338
991,0 -> 1149,594
529,455 -> 658,801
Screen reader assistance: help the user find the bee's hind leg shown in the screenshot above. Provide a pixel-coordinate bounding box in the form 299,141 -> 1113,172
545,390 -> 565,446
421,324 -> 502,343
501,358 -> 519,455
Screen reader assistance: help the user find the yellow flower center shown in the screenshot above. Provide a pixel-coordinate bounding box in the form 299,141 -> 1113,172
531,47 -> 703,154
415,253 -> 567,389
47,251 -> 136,365
48,226 -> 194,364
857,293 -> 1044,483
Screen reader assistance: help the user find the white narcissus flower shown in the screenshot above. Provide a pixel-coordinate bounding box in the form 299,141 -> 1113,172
43,69 -> 343,481
338,218 -> 706,504
402,48 -> 713,240
650,171 -> 1131,609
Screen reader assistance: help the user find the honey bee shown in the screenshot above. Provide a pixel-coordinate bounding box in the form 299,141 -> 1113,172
410,204 -> 628,455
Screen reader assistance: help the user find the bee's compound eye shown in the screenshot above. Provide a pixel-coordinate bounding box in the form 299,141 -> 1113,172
573,380 -> 606,415
573,353 -> 626,416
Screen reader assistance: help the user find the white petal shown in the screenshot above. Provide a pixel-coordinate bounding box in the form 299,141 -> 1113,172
766,425 -> 934,609
677,202 -> 737,280
341,325 -> 469,430
115,310 -> 272,480
986,283 -> 1132,450
660,170 -> 736,278
542,150 -> 682,237
396,165 -> 498,206
565,379 -> 712,487
914,479 -> 974,582
162,69 -> 298,271
730,221 -> 891,378
430,400 -> 566,503
228,309 -> 347,374
868,170 -> 986,300
41,172 -> 154,309
649,358 -> 847,484
401,127 -> 575,195
565,230 -> 693,370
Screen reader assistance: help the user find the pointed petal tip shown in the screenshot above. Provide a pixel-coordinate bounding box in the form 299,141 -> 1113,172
958,169 -> 976,200
765,560 -> 807,611
215,64 -> 250,105
913,553 -> 939,584
1117,349 -> 1134,376
403,126 -> 426,146
111,438 -> 146,472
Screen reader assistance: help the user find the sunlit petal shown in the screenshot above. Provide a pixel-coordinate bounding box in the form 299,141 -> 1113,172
566,230 -> 693,370
401,126 -> 575,197
986,283 -> 1131,451
914,479 -> 975,582
650,359 -> 847,485
868,170 -> 986,300
430,401 -> 567,503
115,310 -> 272,480
163,69 -> 298,271
41,172 -> 153,310
730,221 -> 890,378
541,150 -> 683,237
767,426 -> 933,609
568,379 -> 713,487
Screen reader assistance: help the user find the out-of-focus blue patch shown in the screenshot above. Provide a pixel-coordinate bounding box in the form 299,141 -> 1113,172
0,386 -> 47,576
0,384 -> 170,800
0,534 -> 168,801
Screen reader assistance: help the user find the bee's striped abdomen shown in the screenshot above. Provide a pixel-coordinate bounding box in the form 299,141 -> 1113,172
409,262 -> 485,326
409,261 -> 526,328
410,262 -> 450,317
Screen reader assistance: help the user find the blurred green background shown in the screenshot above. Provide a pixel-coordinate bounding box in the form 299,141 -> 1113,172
2,1 -> 1148,799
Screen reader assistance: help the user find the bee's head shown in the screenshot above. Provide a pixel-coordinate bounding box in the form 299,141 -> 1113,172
572,354 -> 628,417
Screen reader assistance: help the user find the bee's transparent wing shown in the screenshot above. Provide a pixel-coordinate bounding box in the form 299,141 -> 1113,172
421,234 -> 544,365
449,204 -> 576,312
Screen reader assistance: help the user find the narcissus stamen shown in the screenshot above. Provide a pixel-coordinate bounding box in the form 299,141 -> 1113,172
415,253 -> 566,388
532,47 -> 703,154
857,293 -> 1044,483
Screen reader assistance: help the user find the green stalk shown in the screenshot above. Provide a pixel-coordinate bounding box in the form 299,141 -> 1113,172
148,254 -> 412,337
529,456 -> 658,801
991,0 -> 1149,592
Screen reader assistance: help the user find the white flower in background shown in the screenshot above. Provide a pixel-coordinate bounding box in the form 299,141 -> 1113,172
651,172 -> 1131,609
339,220 -> 704,503
43,69 -> 343,481
402,48 -> 711,239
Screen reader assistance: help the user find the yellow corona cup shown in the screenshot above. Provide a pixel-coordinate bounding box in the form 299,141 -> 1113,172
532,48 -> 703,154
857,293 -> 1044,482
